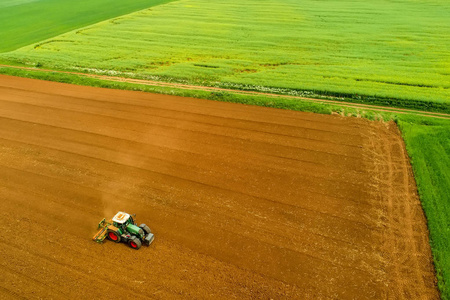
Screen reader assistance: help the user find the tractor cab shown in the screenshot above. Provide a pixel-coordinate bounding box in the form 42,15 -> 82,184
112,211 -> 142,237
112,211 -> 133,228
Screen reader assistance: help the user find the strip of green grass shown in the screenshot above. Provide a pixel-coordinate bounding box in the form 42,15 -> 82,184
2,0 -> 449,109
0,66 -> 348,116
0,0 -> 174,52
398,117 -> 450,300
0,65 -> 448,298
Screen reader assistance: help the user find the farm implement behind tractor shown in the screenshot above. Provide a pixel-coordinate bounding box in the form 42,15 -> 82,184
93,212 -> 154,250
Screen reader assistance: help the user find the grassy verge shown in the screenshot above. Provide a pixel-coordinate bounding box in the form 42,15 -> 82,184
2,61 -> 449,114
0,0 -> 175,52
2,0 -> 448,109
0,66 -> 394,119
0,65 -> 448,297
398,117 -> 450,300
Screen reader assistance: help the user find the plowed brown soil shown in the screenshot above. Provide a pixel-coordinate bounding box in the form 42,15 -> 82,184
0,75 -> 438,299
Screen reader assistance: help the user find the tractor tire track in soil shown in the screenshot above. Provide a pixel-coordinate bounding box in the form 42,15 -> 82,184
0,75 -> 438,299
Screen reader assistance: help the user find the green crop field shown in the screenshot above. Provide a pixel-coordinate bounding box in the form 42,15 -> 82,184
1,0 -> 449,111
399,117 -> 450,300
0,0 -> 173,52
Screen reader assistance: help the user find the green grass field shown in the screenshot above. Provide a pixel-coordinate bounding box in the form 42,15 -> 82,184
0,0 -> 174,52
1,0 -> 449,111
399,117 -> 450,300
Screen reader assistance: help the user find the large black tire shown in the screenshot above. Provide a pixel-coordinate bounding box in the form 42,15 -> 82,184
128,237 -> 142,250
106,230 -> 121,243
139,224 -> 151,235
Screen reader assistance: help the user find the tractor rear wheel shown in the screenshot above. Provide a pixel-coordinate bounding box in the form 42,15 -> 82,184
107,231 -> 121,243
139,224 -> 151,235
128,237 -> 142,250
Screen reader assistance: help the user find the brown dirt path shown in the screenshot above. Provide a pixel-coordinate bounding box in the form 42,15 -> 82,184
0,75 -> 438,299
0,64 -> 449,120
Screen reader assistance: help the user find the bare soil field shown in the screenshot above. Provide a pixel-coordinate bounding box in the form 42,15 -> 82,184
0,75 -> 438,299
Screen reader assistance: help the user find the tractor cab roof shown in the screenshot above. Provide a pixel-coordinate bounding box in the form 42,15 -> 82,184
112,212 -> 130,224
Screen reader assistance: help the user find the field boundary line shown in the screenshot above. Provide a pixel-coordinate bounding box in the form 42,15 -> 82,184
1,64 -> 449,120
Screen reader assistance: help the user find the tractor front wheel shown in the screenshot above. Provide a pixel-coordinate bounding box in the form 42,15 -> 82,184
107,231 -> 121,243
139,224 -> 151,235
128,237 -> 142,250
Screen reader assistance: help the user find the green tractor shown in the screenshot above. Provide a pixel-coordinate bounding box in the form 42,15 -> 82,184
93,212 -> 154,250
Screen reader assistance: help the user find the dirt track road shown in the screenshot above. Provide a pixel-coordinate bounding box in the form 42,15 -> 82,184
1,64 -> 449,120
0,75 -> 438,299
